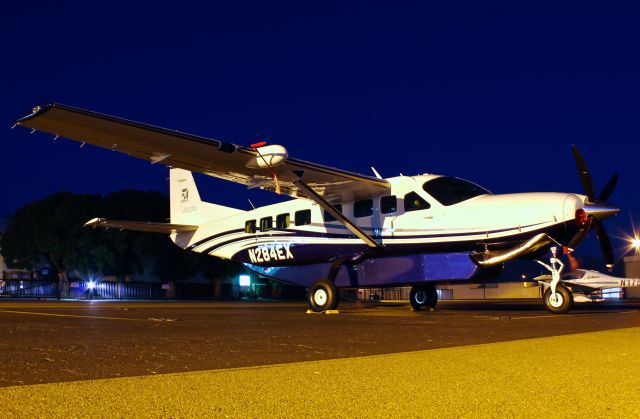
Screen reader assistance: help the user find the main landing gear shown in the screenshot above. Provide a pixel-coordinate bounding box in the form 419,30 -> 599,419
307,279 -> 339,312
410,284 -> 438,311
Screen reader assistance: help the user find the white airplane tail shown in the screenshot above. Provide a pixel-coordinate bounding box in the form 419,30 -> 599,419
170,168 -> 243,225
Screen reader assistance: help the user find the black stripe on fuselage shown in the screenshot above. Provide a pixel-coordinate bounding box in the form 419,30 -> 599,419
187,228 -> 245,250
189,221 -> 546,252
199,221 -> 552,255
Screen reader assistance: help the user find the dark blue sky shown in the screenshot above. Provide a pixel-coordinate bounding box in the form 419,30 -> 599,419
2,1 -> 639,261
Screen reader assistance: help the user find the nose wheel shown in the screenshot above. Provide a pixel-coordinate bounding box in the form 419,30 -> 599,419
410,284 -> 438,311
543,284 -> 573,314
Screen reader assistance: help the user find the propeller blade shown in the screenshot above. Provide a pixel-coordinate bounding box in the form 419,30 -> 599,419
571,145 -> 596,201
598,173 -> 619,202
567,218 -> 594,250
595,220 -> 615,271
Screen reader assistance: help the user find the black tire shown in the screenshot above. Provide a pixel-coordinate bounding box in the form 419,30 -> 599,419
410,284 -> 438,311
543,285 -> 573,314
307,279 -> 339,312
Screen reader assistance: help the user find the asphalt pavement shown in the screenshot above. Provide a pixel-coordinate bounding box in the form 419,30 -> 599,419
1,299 -> 639,417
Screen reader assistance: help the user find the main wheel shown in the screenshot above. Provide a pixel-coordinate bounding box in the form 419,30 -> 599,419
410,284 -> 438,311
307,279 -> 339,312
543,285 -> 573,314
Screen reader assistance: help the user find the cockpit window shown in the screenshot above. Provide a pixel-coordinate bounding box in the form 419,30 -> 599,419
422,177 -> 491,206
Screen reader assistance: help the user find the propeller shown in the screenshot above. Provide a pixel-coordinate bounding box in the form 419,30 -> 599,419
599,173 -> 618,202
569,145 -> 620,271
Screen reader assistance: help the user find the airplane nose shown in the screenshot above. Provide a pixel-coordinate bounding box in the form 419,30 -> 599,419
583,201 -> 620,220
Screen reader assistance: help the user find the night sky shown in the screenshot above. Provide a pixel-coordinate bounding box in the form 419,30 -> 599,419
2,1 -> 639,262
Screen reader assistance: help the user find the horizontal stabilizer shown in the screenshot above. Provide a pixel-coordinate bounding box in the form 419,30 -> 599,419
84,218 -> 198,234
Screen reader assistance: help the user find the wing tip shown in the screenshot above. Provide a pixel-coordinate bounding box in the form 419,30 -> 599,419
84,217 -> 106,227
15,102 -> 56,125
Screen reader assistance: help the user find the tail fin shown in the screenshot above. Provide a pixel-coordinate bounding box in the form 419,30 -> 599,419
170,168 -> 243,225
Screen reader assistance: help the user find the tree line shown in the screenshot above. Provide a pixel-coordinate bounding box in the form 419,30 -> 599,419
1,190 -> 243,283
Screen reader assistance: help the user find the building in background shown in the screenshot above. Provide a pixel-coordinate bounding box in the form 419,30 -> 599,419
0,232 -> 32,280
624,255 -> 640,298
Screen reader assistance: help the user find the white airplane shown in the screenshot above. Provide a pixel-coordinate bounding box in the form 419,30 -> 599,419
535,269 -> 640,313
14,103 -> 621,313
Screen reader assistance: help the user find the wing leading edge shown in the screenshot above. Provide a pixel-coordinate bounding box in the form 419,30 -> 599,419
16,103 -> 389,201
84,218 -> 197,234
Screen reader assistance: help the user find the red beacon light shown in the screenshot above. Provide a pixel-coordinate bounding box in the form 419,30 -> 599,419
250,141 -> 268,149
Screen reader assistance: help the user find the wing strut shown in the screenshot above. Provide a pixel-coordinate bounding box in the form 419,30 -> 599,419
294,180 -> 383,249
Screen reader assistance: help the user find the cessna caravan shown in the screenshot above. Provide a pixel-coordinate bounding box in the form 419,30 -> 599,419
15,103 -> 621,313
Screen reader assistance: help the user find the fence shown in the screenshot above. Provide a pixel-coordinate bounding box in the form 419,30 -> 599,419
0,280 -> 215,300
0,280 -> 58,298
0,279 -> 305,301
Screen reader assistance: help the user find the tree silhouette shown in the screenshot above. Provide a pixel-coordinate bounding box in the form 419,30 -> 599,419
1,190 -> 243,291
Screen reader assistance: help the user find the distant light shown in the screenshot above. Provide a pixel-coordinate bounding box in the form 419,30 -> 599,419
239,275 -> 251,287
87,281 -> 96,290
632,237 -> 640,251
521,274 -> 527,280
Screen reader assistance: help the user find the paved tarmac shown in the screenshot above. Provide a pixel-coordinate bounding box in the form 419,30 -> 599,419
3,326 -> 640,417
1,299 -> 640,417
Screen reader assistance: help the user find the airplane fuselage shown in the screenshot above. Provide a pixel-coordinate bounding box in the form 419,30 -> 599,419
174,175 -> 585,286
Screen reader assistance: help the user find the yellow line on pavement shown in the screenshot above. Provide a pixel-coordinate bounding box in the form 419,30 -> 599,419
0,310 -> 143,321
2,327 -> 640,417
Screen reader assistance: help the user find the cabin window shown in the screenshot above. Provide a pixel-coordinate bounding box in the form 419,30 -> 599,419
404,192 -> 430,212
295,209 -> 312,226
276,213 -> 290,229
245,220 -> 257,234
324,204 -> 343,222
260,217 -> 273,232
381,195 -> 397,214
354,199 -> 373,218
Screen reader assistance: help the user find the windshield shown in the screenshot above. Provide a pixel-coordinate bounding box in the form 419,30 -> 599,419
422,177 -> 491,206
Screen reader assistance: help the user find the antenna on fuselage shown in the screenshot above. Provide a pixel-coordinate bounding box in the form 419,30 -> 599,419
371,167 -> 382,179
247,199 -> 256,210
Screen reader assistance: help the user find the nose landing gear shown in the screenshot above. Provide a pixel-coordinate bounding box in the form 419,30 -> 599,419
543,284 -> 573,314
536,247 -> 571,314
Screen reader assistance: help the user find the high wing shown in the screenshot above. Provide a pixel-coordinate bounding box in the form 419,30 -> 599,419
16,103 -> 389,201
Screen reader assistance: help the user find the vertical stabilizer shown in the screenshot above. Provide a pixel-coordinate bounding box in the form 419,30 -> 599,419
170,168 -> 243,225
